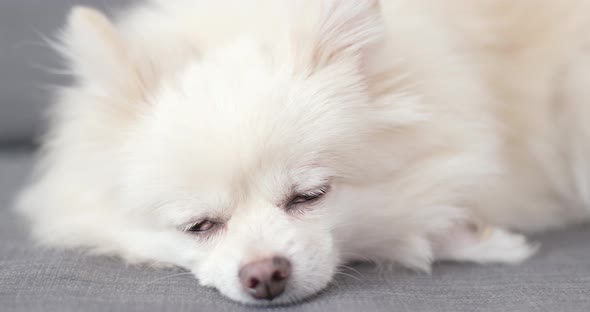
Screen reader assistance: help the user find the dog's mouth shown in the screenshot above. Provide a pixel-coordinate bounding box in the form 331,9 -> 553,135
238,280 -> 335,307
235,269 -> 337,306
204,265 -> 336,306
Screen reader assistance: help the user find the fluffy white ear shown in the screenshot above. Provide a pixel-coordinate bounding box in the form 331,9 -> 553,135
60,6 -> 140,96
296,0 -> 383,71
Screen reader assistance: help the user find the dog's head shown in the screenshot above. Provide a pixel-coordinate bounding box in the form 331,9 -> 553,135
44,0 -> 424,304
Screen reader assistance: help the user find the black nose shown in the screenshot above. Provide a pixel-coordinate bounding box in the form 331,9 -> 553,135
239,256 -> 292,300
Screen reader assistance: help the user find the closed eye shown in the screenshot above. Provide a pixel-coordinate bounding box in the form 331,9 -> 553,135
187,220 -> 218,232
182,219 -> 224,240
286,184 -> 330,210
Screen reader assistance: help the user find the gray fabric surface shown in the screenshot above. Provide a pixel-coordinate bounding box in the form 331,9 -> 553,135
0,0 -> 135,143
1,152 -> 589,312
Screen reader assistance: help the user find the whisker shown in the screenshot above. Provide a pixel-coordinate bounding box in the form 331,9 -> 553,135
334,270 -> 361,282
142,272 -> 194,286
338,264 -> 365,278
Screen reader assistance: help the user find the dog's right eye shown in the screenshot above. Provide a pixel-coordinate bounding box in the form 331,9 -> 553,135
186,220 -> 219,233
181,220 -> 225,240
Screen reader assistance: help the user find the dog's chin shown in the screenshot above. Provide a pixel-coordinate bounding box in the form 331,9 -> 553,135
206,269 -> 336,306
221,282 -> 332,307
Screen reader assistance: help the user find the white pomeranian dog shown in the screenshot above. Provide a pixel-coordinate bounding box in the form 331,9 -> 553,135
17,0 -> 590,305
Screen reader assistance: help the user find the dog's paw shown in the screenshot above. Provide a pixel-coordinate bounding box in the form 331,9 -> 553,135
432,223 -> 538,264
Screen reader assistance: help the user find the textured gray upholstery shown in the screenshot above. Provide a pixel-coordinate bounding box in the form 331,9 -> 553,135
1,153 -> 590,312
0,1 -> 589,312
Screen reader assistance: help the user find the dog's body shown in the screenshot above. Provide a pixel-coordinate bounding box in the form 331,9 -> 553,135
17,0 -> 590,304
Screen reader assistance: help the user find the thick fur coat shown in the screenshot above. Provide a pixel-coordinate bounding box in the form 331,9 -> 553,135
17,0 -> 590,304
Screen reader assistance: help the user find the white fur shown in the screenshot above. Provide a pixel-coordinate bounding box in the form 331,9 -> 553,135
16,0 -> 590,305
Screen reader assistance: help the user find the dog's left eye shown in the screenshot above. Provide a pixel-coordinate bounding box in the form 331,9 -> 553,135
287,185 -> 330,208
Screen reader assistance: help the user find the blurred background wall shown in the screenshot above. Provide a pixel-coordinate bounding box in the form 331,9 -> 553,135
0,0 -> 136,146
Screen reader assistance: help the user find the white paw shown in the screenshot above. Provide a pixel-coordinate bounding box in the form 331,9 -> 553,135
433,224 -> 538,264
465,227 -> 538,264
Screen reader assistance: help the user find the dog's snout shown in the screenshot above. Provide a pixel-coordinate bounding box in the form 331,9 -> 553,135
239,256 -> 292,300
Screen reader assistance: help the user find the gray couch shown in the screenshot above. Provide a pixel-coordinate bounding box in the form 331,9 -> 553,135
1,1 -> 589,311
